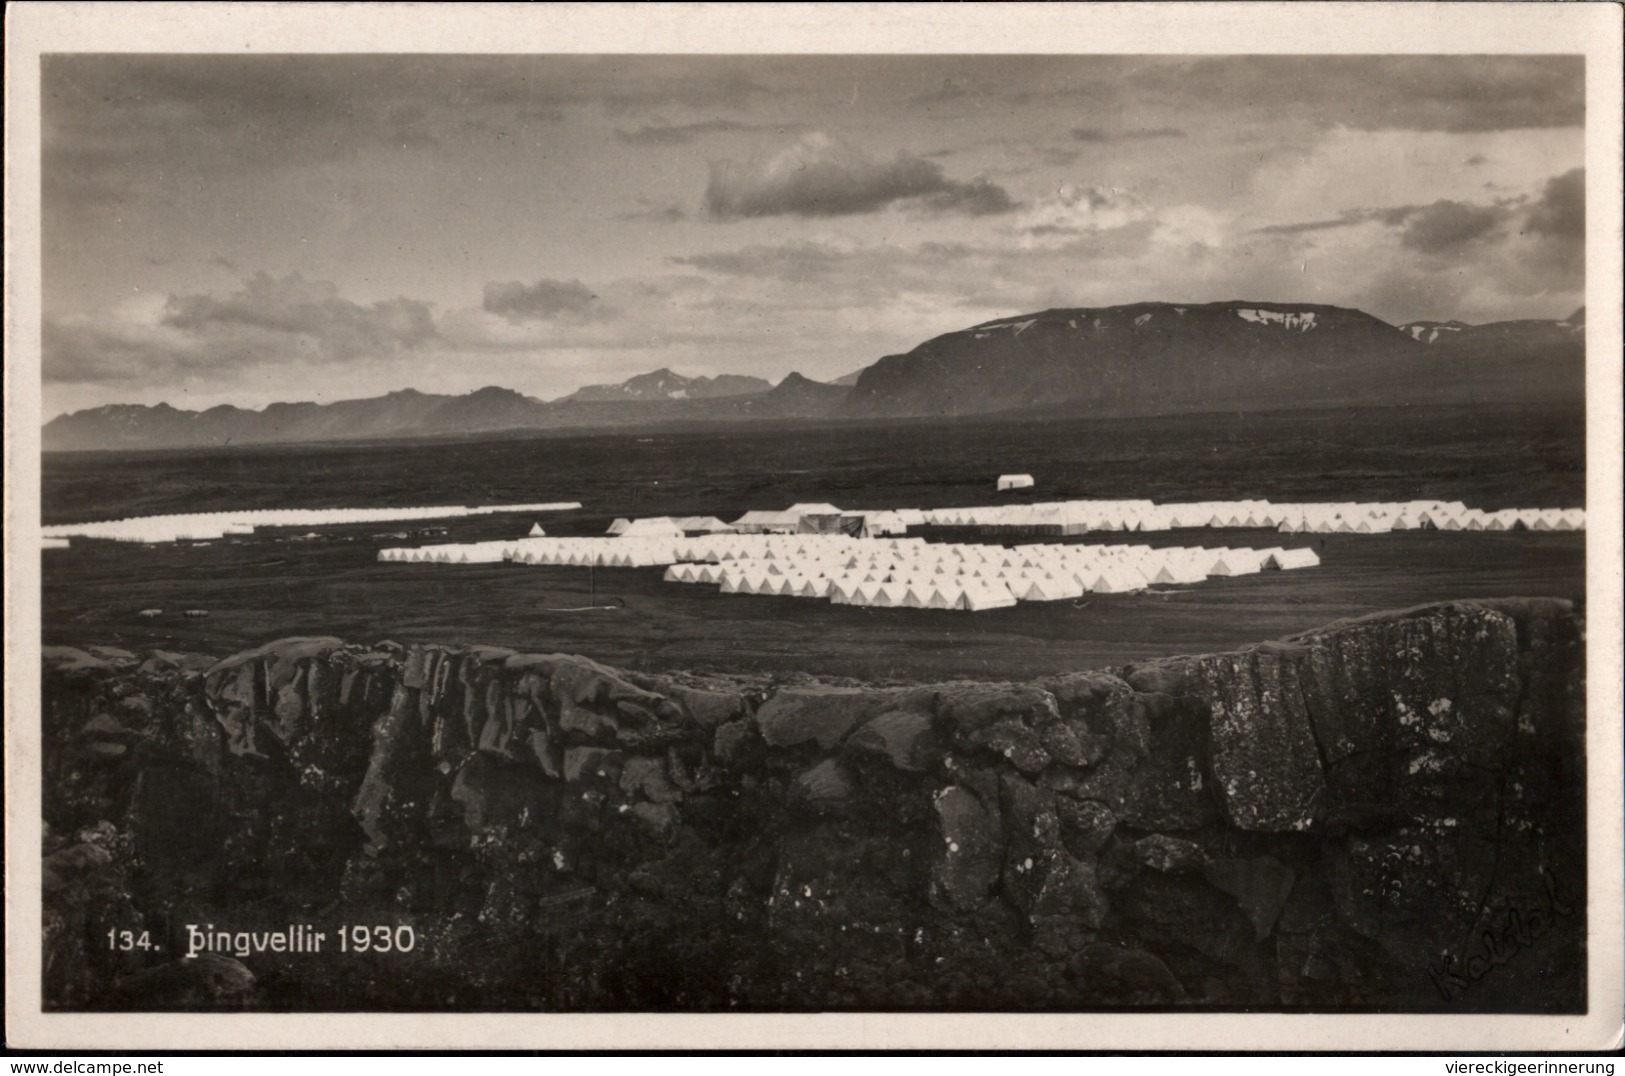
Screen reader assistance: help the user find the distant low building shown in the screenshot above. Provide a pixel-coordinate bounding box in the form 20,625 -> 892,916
997,474 -> 1035,491
730,510 -> 802,534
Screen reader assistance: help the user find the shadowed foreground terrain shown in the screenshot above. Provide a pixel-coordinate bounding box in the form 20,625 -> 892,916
43,599 -> 1584,1012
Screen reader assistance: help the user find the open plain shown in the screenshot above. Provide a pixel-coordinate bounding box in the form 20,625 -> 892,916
41,404 -> 1585,680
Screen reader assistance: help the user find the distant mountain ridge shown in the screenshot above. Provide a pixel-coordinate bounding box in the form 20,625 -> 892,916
560,368 -> 771,403
1401,307 -> 1583,346
42,372 -> 850,451
43,301 -> 1585,451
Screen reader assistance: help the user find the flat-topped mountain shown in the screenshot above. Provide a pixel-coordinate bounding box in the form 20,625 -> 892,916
843,301 -> 1583,419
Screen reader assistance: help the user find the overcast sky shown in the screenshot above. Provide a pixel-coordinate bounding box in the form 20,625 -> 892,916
41,54 -> 1584,416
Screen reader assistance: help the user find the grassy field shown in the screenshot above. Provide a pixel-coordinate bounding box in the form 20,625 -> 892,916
40,404 -> 1586,681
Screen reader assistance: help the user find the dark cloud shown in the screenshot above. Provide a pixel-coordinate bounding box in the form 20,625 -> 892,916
41,55 -> 780,218
906,76 -> 1012,111
1037,145 -> 1083,167
1516,168 -> 1585,290
42,56 -> 447,220
43,319 -> 175,384
1250,169 -> 1582,310
1129,56 -> 1583,132
1254,201 -> 1500,244
615,119 -> 764,145
909,80 -> 973,106
615,202 -> 688,223
1072,126 -> 1186,142
163,272 -> 441,357
482,278 -> 606,322
1526,167 -> 1584,239
1397,200 -> 1509,253
917,176 -> 1020,216
46,273 -> 442,385
702,133 -> 1018,220
673,242 -> 853,282
1251,214 -> 1368,237
44,55 -> 444,165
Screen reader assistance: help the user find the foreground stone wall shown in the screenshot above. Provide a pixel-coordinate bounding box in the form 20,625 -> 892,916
41,598 -> 1585,1012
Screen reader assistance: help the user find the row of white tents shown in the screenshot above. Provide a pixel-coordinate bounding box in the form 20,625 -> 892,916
41,502 -> 583,545
657,537 -> 1319,609
380,534 -> 947,567
598,498 -> 1586,543
43,493 -> 1585,550
381,536 -> 676,567
916,499 -> 1585,535
377,532 -> 1321,611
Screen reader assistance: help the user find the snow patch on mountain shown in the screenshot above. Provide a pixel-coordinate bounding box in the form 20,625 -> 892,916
1407,325 -> 1463,344
1237,309 -> 1318,331
976,318 -> 1038,336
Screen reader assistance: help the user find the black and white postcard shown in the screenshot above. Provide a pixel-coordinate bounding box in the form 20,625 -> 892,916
6,1 -> 1621,1053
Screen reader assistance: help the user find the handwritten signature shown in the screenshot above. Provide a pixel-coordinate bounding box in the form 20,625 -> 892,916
1428,868 -> 1576,1002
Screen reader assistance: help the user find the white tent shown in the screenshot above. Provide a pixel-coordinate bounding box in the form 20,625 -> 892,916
997,474 -> 1035,491
1265,548 -> 1320,570
1011,576 -> 1066,602
1091,568 -> 1146,594
528,523 -> 546,537
606,518 -> 631,536
962,581 -> 1017,610
900,583 -> 932,608
1209,551 -> 1264,576
1149,561 -> 1208,585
